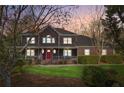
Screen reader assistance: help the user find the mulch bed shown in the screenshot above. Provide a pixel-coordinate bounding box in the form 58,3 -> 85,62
0,73 -> 84,87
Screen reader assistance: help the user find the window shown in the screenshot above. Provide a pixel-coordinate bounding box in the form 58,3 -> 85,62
68,50 -> 72,56
52,38 -> 55,43
63,38 -> 68,44
63,37 -> 72,44
42,37 -> 46,43
68,38 -> 72,44
27,37 -> 35,44
84,49 -> 90,55
26,49 -> 35,56
63,49 -> 72,56
42,35 -> 55,44
47,37 -> 51,43
102,49 -> 107,55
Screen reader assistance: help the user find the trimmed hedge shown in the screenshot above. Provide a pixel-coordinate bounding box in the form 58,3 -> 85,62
78,56 -> 99,64
101,55 -> 123,64
78,55 -> 123,64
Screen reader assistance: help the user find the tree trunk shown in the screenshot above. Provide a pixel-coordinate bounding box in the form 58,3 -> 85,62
4,72 -> 11,87
0,70 -> 11,87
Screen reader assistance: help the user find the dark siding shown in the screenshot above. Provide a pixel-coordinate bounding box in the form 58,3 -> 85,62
39,27 -> 59,47
21,35 -> 38,46
72,49 -> 77,56
77,46 -> 113,56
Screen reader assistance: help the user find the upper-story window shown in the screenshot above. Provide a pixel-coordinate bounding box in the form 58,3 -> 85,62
27,37 -> 35,44
42,35 -> 55,44
63,37 -> 72,44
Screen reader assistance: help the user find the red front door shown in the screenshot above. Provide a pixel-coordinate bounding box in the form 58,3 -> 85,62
42,49 -> 52,61
46,50 -> 52,60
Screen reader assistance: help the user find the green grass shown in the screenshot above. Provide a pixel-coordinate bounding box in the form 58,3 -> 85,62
22,64 -> 124,78
22,65 -> 82,78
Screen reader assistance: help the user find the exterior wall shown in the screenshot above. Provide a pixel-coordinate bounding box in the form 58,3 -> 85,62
77,46 -> 113,56
23,48 -> 77,60
21,35 -> 38,46
39,27 -> 59,47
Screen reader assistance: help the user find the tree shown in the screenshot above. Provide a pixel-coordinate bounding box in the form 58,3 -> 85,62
0,5 -> 75,86
102,5 -> 124,55
78,6 -> 106,63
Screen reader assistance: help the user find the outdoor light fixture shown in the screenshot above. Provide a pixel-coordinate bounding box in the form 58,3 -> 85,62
53,49 -> 56,54
42,49 -> 44,54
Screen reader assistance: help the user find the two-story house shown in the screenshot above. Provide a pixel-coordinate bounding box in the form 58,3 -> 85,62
18,26 -> 113,64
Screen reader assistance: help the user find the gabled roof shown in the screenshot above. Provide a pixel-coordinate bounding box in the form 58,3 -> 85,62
76,35 -> 93,46
54,28 -> 76,35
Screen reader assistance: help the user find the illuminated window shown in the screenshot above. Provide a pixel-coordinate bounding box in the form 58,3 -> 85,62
52,38 -> 55,43
63,37 -> 72,44
84,49 -> 90,55
47,37 -> 51,43
63,49 -> 72,56
102,49 -> 107,55
42,35 -> 55,43
26,49 -> 35,56
42,37 -> 46,43
27,37 -> 35,44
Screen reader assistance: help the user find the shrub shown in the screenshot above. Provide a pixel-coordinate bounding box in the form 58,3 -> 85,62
15,59 -> 26,67
78,56 -> 99,64
101,55 -> 123,64
12,59 -> 26,74
78,55 -> 123,64
82,66 -> 118,87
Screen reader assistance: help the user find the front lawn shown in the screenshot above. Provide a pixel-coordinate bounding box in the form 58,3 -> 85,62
22,65 -> 82,78
22,64 -> 124,78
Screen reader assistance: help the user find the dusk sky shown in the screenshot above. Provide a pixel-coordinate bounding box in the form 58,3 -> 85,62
62,5 -> 104,33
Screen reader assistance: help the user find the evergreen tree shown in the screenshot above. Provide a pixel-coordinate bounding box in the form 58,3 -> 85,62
103,5 -> 124,55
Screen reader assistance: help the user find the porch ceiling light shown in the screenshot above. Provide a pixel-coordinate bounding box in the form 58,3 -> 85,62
53,49 -> 56,54
42,49 -> 44,54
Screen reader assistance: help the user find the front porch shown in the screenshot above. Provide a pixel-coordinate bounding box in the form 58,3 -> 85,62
24,48 -> 78,64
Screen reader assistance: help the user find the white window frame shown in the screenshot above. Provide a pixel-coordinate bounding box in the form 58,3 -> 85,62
42,37 -> 46,43
47,37 -> 51,43
68,38 -> 72,44
84,49 -> 90,55
63,49 -> 72,57
27,37 -> 35,44
63,37 -> 72,44
26,49 -> 35,56
52,38 -> 55,43
68,50 -> 72,56
102,49 -> 107,55
42,35 -> 55,44
63,38 -> 68,44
